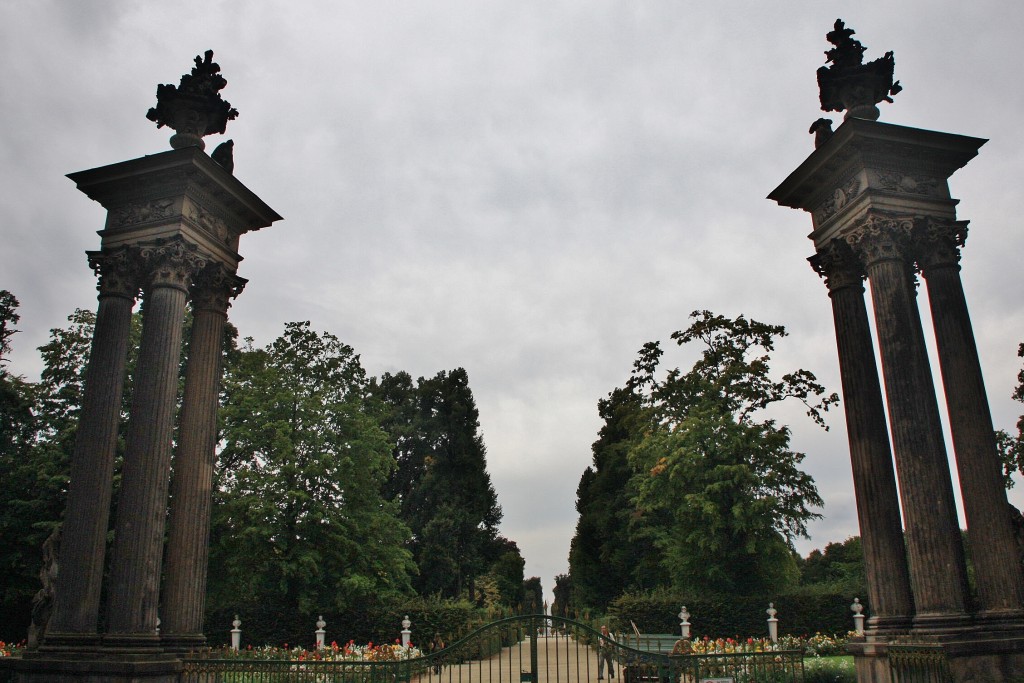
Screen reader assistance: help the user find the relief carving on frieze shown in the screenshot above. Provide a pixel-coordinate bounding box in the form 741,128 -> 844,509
814,176 -> 861,224
875,170 -> 940,196
110,198 -> 177,228
184,201 -> 232,244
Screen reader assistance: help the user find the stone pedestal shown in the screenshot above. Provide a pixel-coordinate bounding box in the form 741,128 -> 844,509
770,118 -> 1024,681
19,146 -> 279,682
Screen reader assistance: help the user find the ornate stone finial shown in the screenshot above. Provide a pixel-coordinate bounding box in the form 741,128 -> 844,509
816,19 -> 902,121
146,50 -> 239,151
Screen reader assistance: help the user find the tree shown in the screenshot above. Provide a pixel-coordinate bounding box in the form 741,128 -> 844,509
373,368 -> 503,601
997,343 -> 1024,489
551,574 -> 572,618
799,536 -> 866,594
626,311 -> 838,595
568,386 -> 664,611
522,577 -> 544,615
209,322 -> 415,617
0,292 -> 43,637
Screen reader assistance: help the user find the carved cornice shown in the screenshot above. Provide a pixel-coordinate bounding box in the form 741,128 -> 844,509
810,239 -> 865,293
845,211 -> 915,268
190,264 -> 247,312
915,218 -> 968,273
137,237 -> 210,292
87,248 -> 140,300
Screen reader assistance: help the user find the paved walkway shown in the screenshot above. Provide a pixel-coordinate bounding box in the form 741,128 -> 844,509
416,635 -> 615,683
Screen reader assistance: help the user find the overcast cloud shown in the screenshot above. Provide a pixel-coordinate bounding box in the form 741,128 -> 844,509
3,1 -> 1024,604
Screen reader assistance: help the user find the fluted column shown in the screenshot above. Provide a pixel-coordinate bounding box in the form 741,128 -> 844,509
160,266 -> 242,650
917,219 -> 1024,616
45,250 -> 137,645
811,240 -> 914,631
848,213 -> 969,622
104,238 -> 206,645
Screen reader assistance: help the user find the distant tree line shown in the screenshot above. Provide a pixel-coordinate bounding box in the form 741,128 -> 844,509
0,291 -> 541,642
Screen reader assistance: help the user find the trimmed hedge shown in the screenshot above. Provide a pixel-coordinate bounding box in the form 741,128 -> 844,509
205,596 -> 512,650
606,589 -> 864,639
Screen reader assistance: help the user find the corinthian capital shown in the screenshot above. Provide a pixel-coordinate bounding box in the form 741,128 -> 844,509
87,247 -> 140,300
190,264 -> 247,313
844,211 -> 914,268
810,239 -> 864,293
914,218 -> 969,272
136,237 -> 210,292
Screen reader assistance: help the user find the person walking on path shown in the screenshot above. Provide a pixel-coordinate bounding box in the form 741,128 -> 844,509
597,625 -> 615,680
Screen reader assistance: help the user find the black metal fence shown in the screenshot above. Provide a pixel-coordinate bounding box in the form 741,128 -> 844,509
181,615 -> 804,683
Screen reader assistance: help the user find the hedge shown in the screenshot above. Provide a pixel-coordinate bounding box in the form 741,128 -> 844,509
606,588 -> 865,639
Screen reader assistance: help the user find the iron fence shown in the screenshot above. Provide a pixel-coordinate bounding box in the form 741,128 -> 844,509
182,615 -> 803,683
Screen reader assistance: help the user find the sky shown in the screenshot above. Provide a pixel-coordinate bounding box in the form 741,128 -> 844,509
3,1 -> 1024,609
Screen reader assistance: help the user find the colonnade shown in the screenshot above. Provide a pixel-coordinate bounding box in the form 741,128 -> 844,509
35,146 -> 280,660
812,213 -> 1024,629
771,118 -> 1024,678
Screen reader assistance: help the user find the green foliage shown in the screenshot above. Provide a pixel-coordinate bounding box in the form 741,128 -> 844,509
209,322 -> 415,620
626,311 -> 836,596
522,577 -> 543,615
803,656 -> 856,683
551,573 -> 571,618
799,537 -> 866,596
569,387 -> 664,611
607,589 -> 861,640
205,594 -> 500,650
371,369 -> 503,602
997,342 -> 1024,489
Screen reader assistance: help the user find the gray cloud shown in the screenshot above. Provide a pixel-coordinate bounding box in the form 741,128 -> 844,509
4,1 -> 1024,602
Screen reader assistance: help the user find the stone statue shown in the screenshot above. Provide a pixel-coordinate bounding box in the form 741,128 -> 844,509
146,50 -> 239,151
212,139 -> 235,174
816,19 -> 902,121
809,118 -> 834,148
27,525 -> 60,648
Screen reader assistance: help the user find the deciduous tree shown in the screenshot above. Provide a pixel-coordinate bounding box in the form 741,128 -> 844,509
627,311 -> 837,595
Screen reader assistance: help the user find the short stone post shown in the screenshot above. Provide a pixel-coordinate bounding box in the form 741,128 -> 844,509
315,616 -> 326,650
766,603 -> 778,643
231,615 -> 241,651
851,598 -> 865,635
401,615 -> 412,647
678,606 -> 691,639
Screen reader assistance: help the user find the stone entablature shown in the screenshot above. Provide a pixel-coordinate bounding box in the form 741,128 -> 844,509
68,146 -> 280,269
769,118 -> 983,247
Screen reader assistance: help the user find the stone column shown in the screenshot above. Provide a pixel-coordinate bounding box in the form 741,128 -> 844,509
45,249 -> 137,645
848,213 -> 969,622
104,238 -> 206,645
917,219 -> 1024,616
160,266 -> 241,650
811,240 -> 914,631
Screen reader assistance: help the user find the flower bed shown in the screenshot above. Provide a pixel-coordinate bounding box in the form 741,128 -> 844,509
679,632 -> 849,657
0,641 -> 25,658
208,640 -> 422,661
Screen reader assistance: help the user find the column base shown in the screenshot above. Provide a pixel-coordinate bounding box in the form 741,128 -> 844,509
12,648 -> 181,683
849,620 -> 1024,682
158,632 -> 207,655
38,632 -> 104,651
